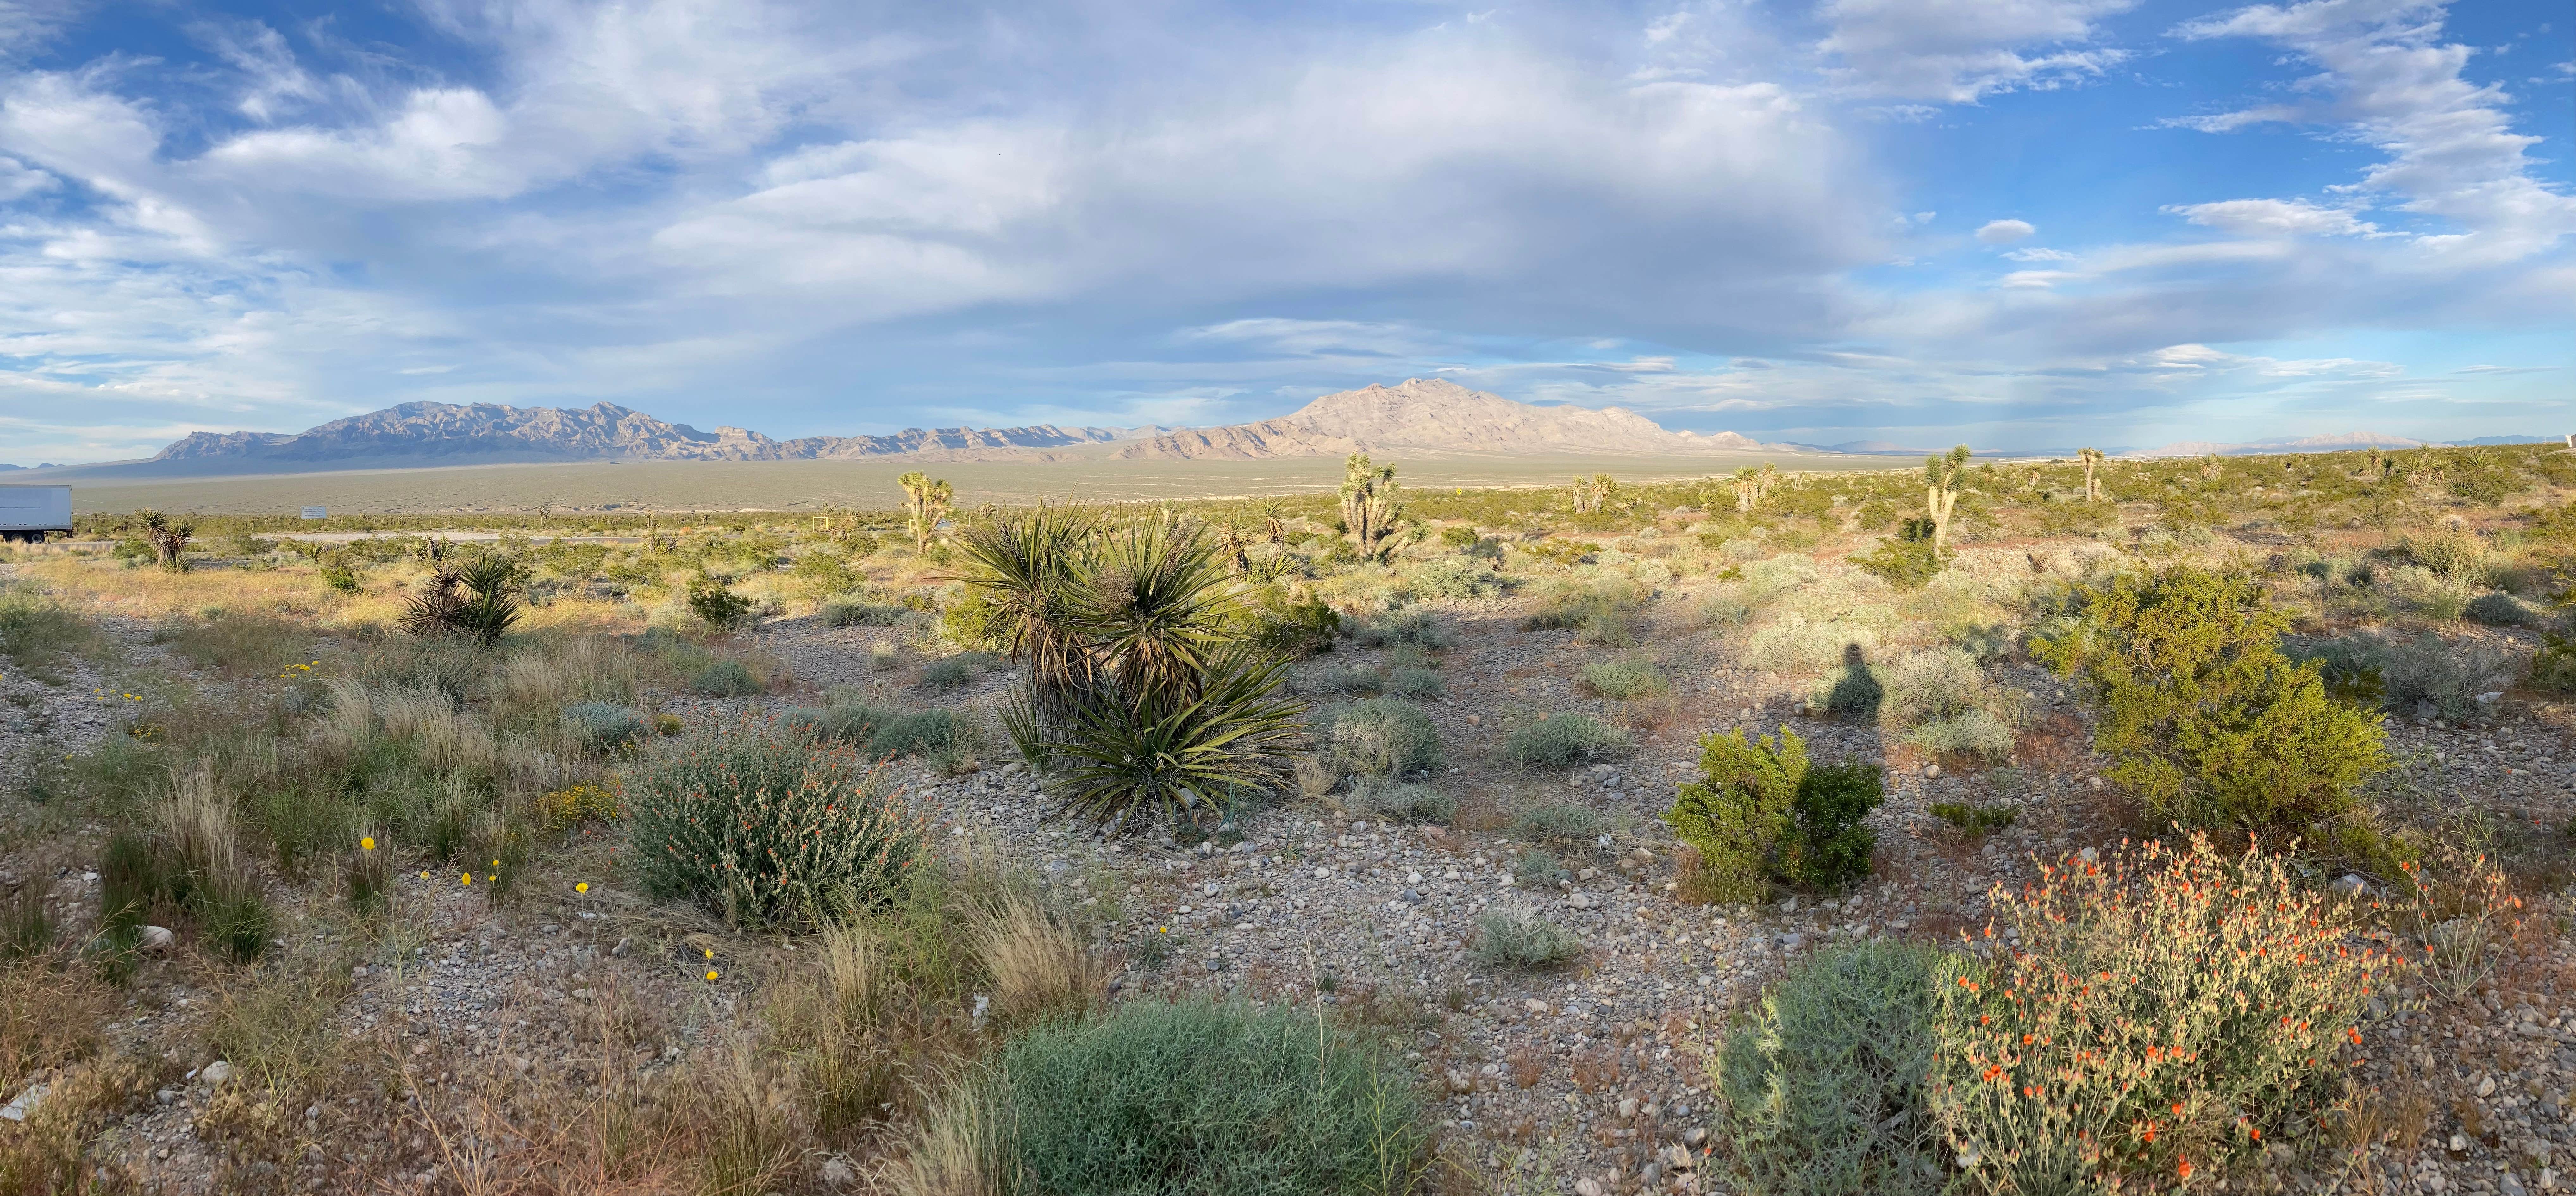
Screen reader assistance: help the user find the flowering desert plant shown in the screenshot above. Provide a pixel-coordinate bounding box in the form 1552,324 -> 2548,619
623,716 -> 926,929
1929,833 -> 2399,1194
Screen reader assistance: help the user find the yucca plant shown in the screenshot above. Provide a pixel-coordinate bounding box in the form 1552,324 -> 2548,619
964,507 -> 1307,834
401,555 -> 523,645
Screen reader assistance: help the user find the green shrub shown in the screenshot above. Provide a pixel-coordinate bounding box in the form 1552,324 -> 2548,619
823,600 -> 909,627
1856,537 -> 1942,589
622,716 -> 925,928
2381,632 -> 2520,719
1665,726 -> 1882,901
1405,556 -> 1499,601
1315,664 -> 1385,696
1438,525 -> 1480,550
1906,708 -> 2016,763
1512,801 -> 1610,845
1578,658 -> 1668,699
866,709 -> 972,762
939,586 -> 1009,650
561,701 -> 646,751
1929,834 -> 2387,1193
1501,713 -> 1631,767
1323,697 -> 1442,777
1246,593 -> 1340,659
2035,566 -> 2387,830
687,578 -> 754,628
2398,527 -> 2494,584
0,582 -> 96,671
1510,849 -> 1566,885
1345,777 -> 1455,824
2463,591 -> 2535,626
949,996 -> 1430,1195
1385,666 -> 1445,699
400,557 -> 524,645
1928,801 -> 2015,835
921,657 -> 977,691
2533,633 -> 2576,694
1353,609 -> 1454,650
2282,633 -> 2389,706
688,658 -> 761,696
1712,941 -> 1943,1196
1470,905 -> 1582,970
1523,577 -> 1646,646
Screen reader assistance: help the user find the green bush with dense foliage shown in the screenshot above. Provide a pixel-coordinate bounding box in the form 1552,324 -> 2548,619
1665,725 -> 1882,901
917,996 -> 1429,1196
623,716 -> 925,928
2036,566 -> 2387,830
1712,940 -> 1943,1196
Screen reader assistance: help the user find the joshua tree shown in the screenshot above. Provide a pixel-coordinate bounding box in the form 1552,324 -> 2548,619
898,471 -> 953,552
1923,444 -> 1971,555
1340,453 -> 1403,563
1569,475 -> 1612,515
1757,462 -> 1780,503
1730,467 -> 1761,513
2077,447 -> 2104,502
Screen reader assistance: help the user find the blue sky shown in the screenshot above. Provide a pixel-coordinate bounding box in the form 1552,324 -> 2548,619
0,0 -> 2568,463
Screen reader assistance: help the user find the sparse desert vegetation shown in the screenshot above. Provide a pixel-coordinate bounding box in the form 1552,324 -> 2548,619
2,441 -> 2573,1195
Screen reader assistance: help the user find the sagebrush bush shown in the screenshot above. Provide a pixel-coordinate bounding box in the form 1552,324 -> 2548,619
1353,608 -> 1454,650
823,600 -> 909,627
1666,726 -> 1882,901
1512,802 -> 1610,845
1323,697 -> 1442,778
560,701 -> 646,751
2381,632 -> 2520,719
1346,777 -> 1455,824
1578,657 -> 1668,699
1929,834 -> 2392,1193
1501,713 -> 1630,766
1523,576 -> 1647,646
904,996 -> 1428,1196
2037,567 -> 2386,830
1403,555 -> 1499,601
623,716 -> 925,928
688,658 -> 761,696
1712,941 -> 1943,1196
2462,591 -> 2535,626
1471,905 -> 1582,970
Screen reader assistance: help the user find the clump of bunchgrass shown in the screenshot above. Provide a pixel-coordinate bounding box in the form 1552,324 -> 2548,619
1512,802 -> 1610,846
622,716 -> 927,929
1501,713 -> 1630,767
1322,697 -> 1443,778
1470,905 -> 1582,970
1345,777 -> 1455,824
1578,657 -> 1668,699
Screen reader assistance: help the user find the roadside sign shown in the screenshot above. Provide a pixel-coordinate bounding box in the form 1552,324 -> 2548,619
300,506 -> 327,520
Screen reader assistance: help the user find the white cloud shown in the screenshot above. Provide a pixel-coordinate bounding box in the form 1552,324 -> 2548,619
2173,0 -> 2576,263
1976,218 -> 2035,243
1820,0 -> 2138,103
2003,246 -> 2075,261
2162,197 -> 2380,236
0,152 -> 47,198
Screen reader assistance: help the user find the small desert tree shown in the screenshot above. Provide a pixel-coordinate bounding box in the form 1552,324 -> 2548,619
134,508 -> 195,571
2077,447 -> 2104,502
898,471 -> 953,552
1922,445 -> 1970,555
2036,565 -> 2388,830
1340,454 -> 1403,563
1569,474 -> 1612,515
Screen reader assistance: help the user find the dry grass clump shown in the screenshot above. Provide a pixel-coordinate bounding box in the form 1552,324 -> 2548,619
155,609 -> 309,676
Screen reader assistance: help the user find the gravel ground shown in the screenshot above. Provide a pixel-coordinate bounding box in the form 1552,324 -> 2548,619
3,561 -> 2571,1195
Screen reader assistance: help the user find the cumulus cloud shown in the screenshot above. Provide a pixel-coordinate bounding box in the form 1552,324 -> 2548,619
2173,0 -> 2576,263
2162,198 -> 2380,237
1976,218 -> 2035,243
1820,0 -> 2137,103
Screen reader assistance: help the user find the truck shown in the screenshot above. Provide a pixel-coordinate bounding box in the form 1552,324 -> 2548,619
0,485 -> 72,543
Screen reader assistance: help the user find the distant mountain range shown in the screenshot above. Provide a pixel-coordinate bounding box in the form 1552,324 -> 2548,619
1114,378 -> 1787,460
43,383 -> 1811,477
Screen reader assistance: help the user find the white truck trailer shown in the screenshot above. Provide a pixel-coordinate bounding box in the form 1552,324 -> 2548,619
0,484 -> 72,542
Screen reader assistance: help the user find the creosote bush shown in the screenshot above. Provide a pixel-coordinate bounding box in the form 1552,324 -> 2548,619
2037,566 -> 2386,831
1712,940 -> 1943,1196
1665,725 -> 1882,902
623,715 -> 927,928
1929,834 -> 2394,1194
1501,713 -> 1631,767
891,996 -> 1429,1196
